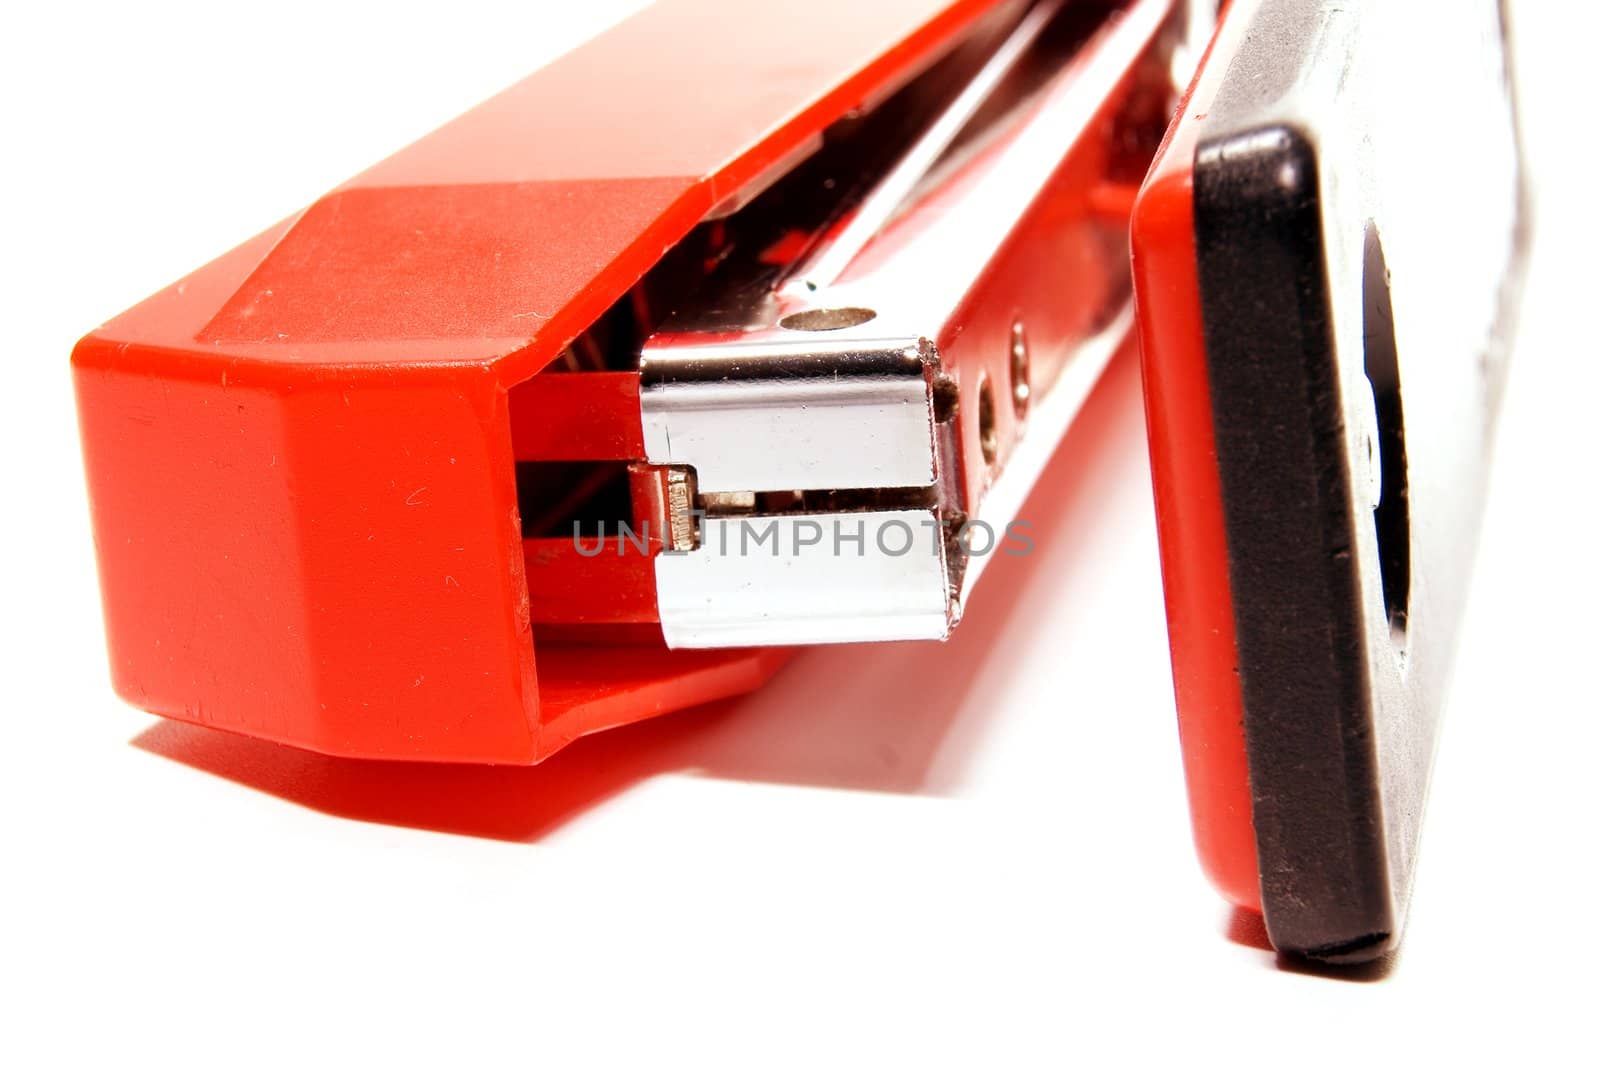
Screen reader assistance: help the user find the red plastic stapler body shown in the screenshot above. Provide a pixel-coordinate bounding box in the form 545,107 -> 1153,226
75,0 -> 1181,763
74,0 -> 1526,963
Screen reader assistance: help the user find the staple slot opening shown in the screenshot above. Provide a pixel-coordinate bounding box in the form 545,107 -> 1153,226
515,462 -> 634,540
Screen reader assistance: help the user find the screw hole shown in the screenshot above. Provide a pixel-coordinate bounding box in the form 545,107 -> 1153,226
978,375 -> 998,467
778,307 -> 877,332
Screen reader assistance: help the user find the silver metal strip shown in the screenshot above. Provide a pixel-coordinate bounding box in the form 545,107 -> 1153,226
655,511 -> 950,646
787,0 -> 1064,294
640,337 -> 934,494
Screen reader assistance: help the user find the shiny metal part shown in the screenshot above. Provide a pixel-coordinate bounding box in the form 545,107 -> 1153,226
788,0 -> 1063,294
639,0 -> 1175,648
665,467 -> 698,551
656,510 -> 951,645
640,336 -> 935,494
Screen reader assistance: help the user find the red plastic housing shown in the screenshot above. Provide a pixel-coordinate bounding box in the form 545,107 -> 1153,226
1129,3 -> 1260,909
73,0 -> 1006,764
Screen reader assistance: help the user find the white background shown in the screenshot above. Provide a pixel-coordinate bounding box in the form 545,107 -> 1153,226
3,2 -> 1594,1062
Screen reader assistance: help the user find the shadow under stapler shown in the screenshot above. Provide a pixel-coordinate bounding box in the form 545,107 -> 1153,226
134,346 -> 1151,842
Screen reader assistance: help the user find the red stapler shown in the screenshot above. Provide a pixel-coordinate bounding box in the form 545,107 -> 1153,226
73,0 -> 1524,962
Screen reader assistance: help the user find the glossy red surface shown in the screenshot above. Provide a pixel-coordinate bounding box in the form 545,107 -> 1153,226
73,0 -> 1002,764
1129,2 -> 1261,910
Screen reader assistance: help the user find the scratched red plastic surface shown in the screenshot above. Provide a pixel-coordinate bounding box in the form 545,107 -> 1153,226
74,0 -> 1002,763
